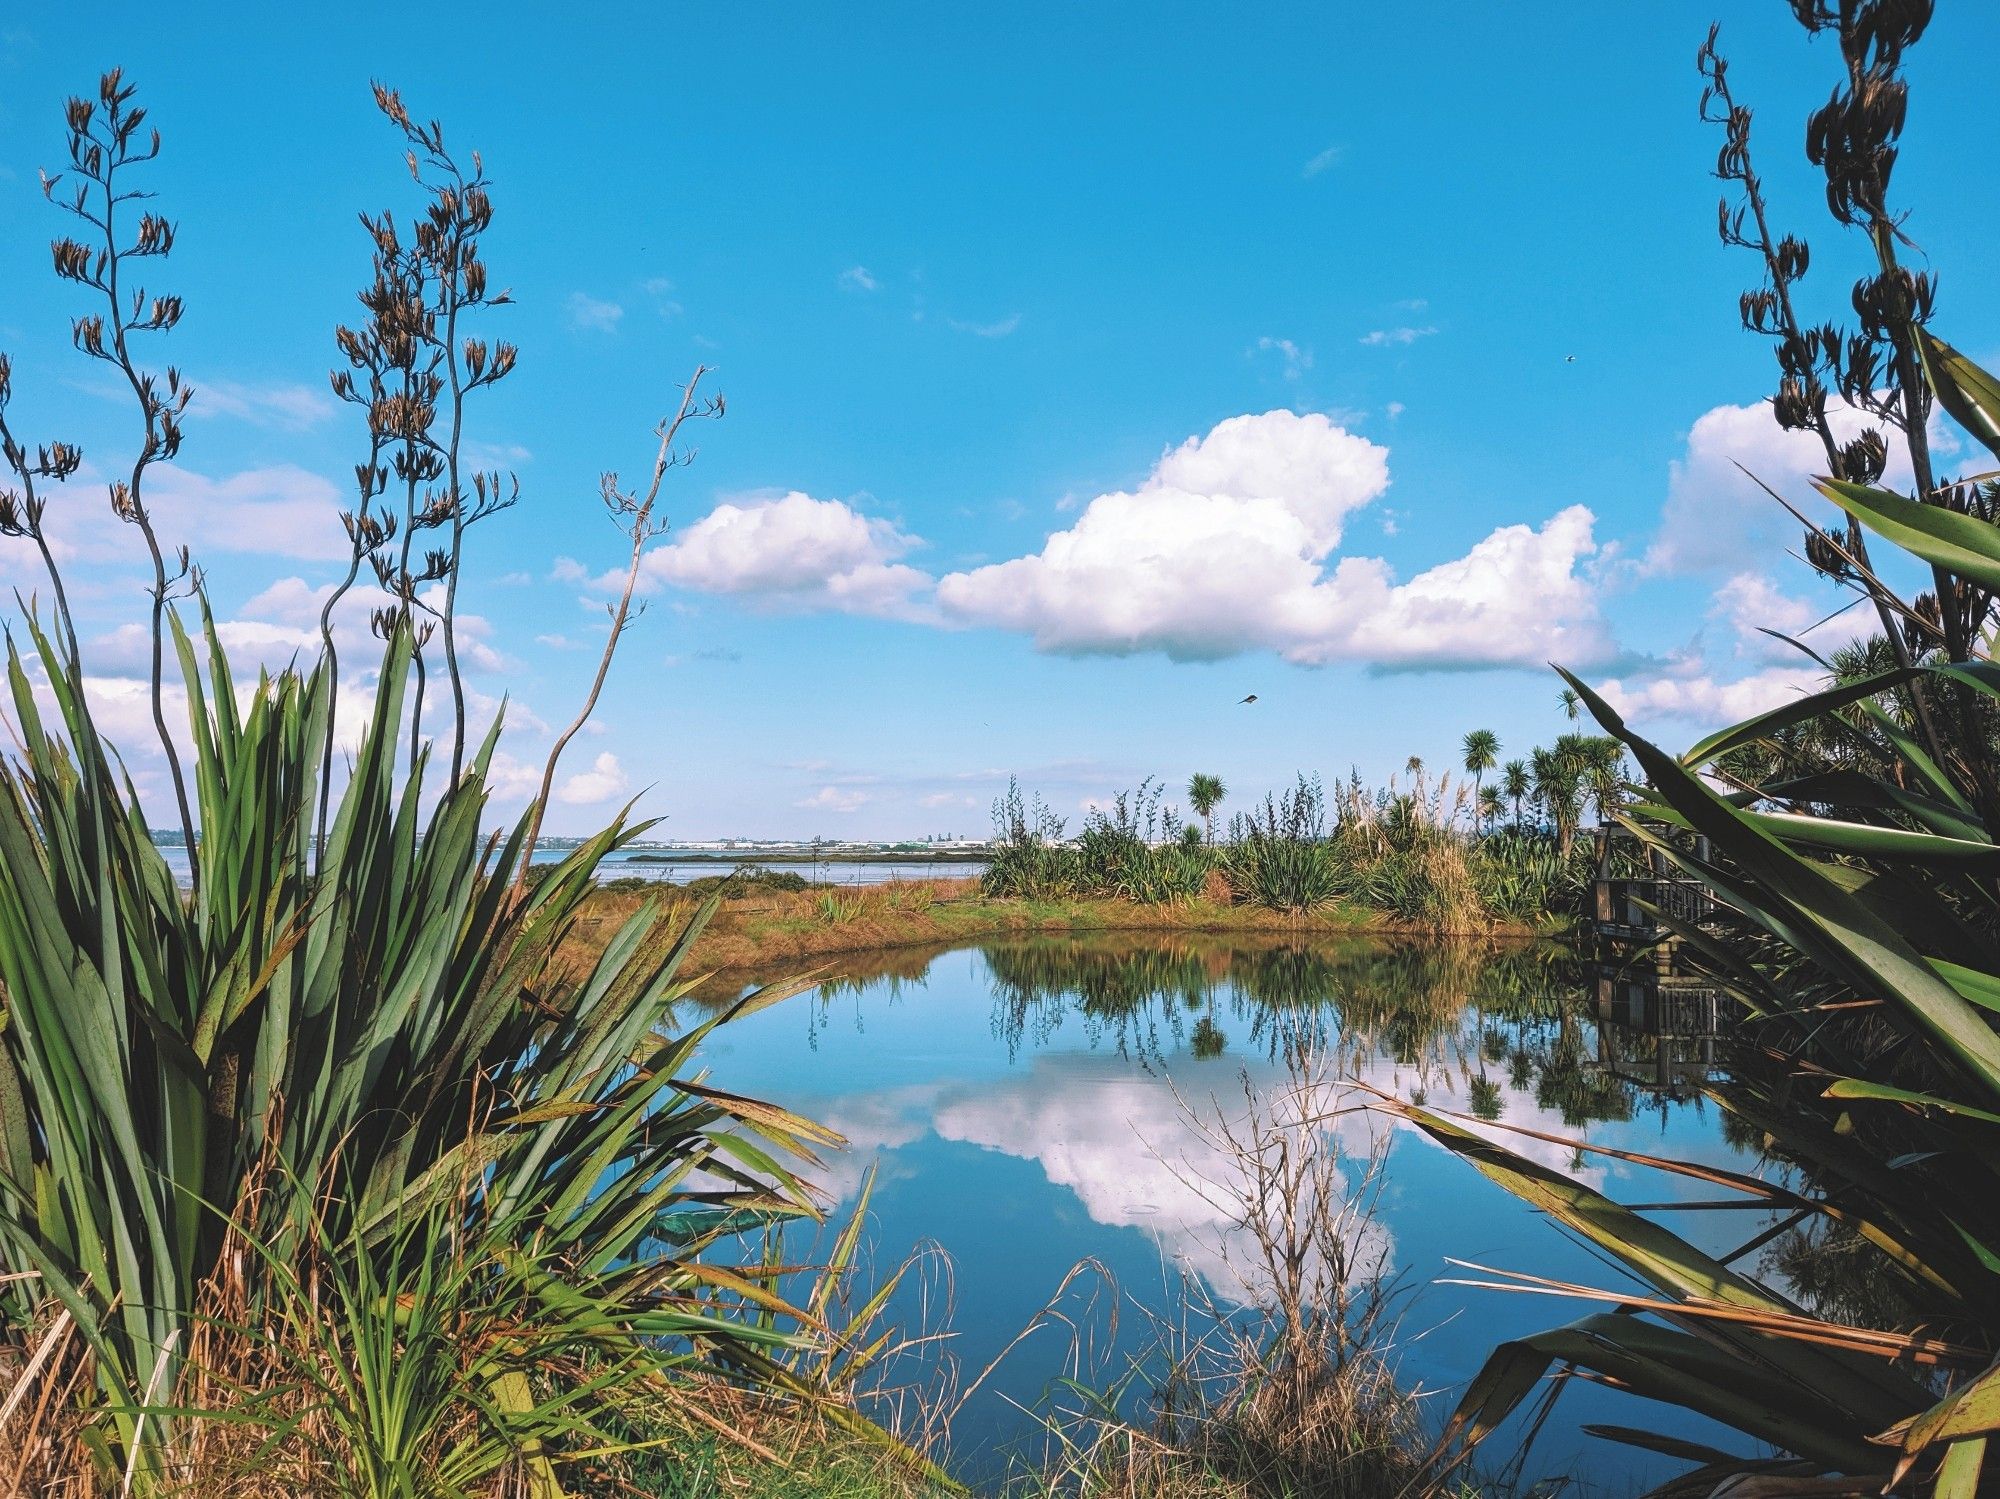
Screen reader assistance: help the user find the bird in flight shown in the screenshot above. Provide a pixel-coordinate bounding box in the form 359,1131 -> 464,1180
1565,354 -> 1577,363
1240,693 -> 1259,704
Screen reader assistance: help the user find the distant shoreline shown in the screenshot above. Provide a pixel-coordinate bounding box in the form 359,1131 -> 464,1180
624,849 -> 993,866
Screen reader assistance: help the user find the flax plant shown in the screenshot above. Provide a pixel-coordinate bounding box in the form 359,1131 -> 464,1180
0,73 -> 839,1495
1410,7 -> 2000,1492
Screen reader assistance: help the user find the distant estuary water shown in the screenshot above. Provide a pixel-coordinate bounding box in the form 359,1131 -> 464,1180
695,934 -> 1758,1493
153,841 -> 989,888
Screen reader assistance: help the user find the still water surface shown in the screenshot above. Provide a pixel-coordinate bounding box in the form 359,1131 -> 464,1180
698,934 -> 1760,1494
154,843 -> 988,887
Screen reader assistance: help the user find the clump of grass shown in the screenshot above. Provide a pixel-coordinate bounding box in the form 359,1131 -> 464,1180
677,867 -> 813,898
1016,1041 -> 1438,1498
1468,828 -> 1590,923
819,890 -> 866,925
890,881 -> 940,915
1222,777 -> 1341,913
987,778 -> 1221,907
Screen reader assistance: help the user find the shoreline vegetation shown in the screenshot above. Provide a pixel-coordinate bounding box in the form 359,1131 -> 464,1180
625,848 -> 993,866
577,752 -> 1616,982
577,875 -> 1561,988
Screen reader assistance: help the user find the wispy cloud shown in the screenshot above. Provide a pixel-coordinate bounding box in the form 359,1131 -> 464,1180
1301,144 -> 1343,179
839,265 -> 880,293
1253,336 -> 1313,380
798,785 -> 869,813
948,313 -> 1021,339
565,292 -> 624,333
186,377 -> 334,432
642,277 -> 682,317
1358,326 -> 1437,348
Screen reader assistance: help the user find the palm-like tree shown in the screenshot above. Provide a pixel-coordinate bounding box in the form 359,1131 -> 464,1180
1530,744 -> 1586,857
1575,734 -> 1626,825
1558,686 -> 1582,722
1187,772 -> 1226,844
1501,759 -> 1530,830
1478,784 -> 1505,832
1461,728 -> 1500,830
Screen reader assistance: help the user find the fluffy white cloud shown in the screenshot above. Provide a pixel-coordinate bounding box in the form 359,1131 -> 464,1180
239,576 -> 335,625
557,751 -> 629,805
150,464 -> 353,561
937,411 -> 1610,669
1643,396 -> 1961,576
1151,410 -> 1387,550
27,463 -> 352,566
631,410 -> 1613,670
1592,567 -> 1868,729
1709,569 -> 1867,665
639,490 -> 930,619
1596,661 -> 1824,725
839,265 -> 879,293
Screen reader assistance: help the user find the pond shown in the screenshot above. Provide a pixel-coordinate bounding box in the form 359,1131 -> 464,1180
695,933 -> 1763,1495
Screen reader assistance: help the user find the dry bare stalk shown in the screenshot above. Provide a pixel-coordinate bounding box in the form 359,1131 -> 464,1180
1029,1037 -> 1428,1496
512,365 -> 717,906
0,1307 -> 72,1432
121,1326 -> 182,1498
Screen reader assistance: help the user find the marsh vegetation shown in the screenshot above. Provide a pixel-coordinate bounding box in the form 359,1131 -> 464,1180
6,2 -> 2000,1497
982,742 -> 1615,934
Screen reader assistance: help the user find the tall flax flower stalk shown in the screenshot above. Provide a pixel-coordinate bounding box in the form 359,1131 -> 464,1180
513,366 -> 721,904
1700,4 -> 1990,791
42,70 -> 201,869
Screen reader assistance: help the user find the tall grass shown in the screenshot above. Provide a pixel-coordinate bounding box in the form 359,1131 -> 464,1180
986,770 -> 1585,931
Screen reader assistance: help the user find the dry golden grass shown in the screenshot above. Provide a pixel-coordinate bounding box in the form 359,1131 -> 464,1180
557,876 -> 1534,993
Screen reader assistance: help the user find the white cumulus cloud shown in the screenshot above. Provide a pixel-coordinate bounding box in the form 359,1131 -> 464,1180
557,751 -> 629,805
936,410 -> 1610,669
1596,662 -> 1824,726
639,490 -> 930,619
1644,396 -> 1954,575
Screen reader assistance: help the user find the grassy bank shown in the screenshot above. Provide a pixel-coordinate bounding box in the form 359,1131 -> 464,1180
571,875 -> 1559,983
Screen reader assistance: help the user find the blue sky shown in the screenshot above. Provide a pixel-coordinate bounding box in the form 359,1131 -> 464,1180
3,4 -> 1997,837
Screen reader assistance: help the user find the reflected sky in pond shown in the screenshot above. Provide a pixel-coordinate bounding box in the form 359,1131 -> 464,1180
694,935 -> 1763,1493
